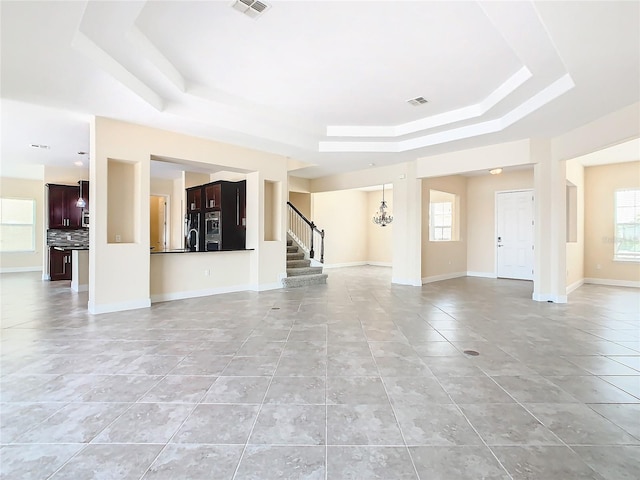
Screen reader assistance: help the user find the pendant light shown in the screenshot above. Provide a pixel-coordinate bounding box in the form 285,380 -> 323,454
76,181 -> 86,208
76,151 -> 87,208
372,184 -> 393,227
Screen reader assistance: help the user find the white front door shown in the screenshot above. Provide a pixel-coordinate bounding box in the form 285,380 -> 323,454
496,190 -> 534,280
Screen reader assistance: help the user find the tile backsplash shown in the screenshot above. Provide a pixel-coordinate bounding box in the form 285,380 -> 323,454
47,229 -> 89,247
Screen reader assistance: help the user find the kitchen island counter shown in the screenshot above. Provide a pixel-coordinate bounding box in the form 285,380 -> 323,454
150,248 -> 256,303
150,248 -> 254,254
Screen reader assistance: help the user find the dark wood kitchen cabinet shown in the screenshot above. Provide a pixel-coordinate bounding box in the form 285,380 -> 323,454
48,184 -> 83,228
185,180 -> 246,251
186,186 -> 202,213
220,180 -> 246,249
50,247 -> 72,281
204,183 -> 221,210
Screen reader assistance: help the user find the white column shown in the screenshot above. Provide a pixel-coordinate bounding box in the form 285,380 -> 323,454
392,163 -> 423,286
532,138 -> 568,303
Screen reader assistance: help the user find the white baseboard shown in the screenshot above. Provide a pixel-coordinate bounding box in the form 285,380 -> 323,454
566,278 -> 584,294
0,266 -> 42,274
151,284 -> 254,303
466,271 -> 497,279
532,292 -> 568,303
391,277 -> 423,287
584,277 -> 640,288
252,282 -> 282,292
42,273 -> 51,280
367,262 -> 392,267
322,261 -> 368,269
422,271 -> 466,284
88,298 -> 151,315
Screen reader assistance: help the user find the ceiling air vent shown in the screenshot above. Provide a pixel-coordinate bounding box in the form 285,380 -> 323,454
407,96 -> 428,107
232,0 -> 270,19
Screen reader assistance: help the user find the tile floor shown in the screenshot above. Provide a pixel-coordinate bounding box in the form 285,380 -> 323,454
1,266 -> 639,479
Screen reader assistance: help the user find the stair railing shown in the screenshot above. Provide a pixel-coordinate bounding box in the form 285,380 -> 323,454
287,201 -> 324,263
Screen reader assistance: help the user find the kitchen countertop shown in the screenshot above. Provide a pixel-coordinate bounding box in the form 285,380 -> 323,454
150,248 -> 254,254
51,245 -> 89,250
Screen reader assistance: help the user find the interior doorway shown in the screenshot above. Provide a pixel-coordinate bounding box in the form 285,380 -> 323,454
496,190 -> 534,280
150,195 -> 168,252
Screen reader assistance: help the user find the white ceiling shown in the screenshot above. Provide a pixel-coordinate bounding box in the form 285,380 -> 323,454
1,1 -> 638,180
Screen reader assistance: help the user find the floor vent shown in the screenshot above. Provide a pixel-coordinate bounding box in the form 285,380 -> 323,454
232,0 -> 270,19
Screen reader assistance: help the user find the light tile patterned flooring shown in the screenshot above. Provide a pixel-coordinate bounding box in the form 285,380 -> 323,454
1,266 -> 639,479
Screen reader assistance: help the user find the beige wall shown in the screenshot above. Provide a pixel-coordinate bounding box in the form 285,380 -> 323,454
310,161 -> 422,285
44,166 -> 89,184
0,177 -> 45,272
565,160 -> 585,290
150,196 -> 163,251
90,116 -> 288,314
417,139 -> 534,178
312,189 -> 369,266
466,169 -> 534,276
421,175 -> 468,281
367,189 -> 393,265
107,160 -> 136,244
584,161 -> 640,284
289,175 -> 311,193
71,249 -> 89,292
185,172 -> 211,189
150,179 -> 174,250
306,188 -> 392,266
150,250 -> 252,301
289,191 -> 311,219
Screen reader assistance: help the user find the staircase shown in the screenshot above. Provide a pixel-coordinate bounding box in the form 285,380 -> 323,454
282,238 -> 328,288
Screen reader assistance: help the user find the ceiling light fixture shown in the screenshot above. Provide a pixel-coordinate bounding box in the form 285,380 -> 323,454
231,0 -> 270,19
76,183 -> 86,208
489,168 -> 503,175
372,184 -> 393,227
76,152 -> 88,208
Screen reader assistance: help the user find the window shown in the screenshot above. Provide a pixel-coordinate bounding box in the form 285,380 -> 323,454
429,189 -> 458,241
615,189 -> 640,261
0,198 -> 36,252
430,201 -> 452,241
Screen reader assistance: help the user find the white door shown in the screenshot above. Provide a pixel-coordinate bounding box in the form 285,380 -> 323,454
496,190 -> 534,280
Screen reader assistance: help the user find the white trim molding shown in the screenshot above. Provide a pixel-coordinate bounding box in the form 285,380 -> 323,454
88,298 -> 152,315
252,282 -> 283,292
392,277 -> 423,287
584,278 -> 640,288
467,271 -> 497,279
0,266 -> 42,274
422,272 -> 467,284
151,284 -> 254,303
566,278 -> 584,295
323,261 -> 368,269
532,292 -> 568,304
367,262 -> 392,267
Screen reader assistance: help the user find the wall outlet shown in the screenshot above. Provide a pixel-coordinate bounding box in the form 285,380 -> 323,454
115,234 -> 121,243
66,235 -> 72,241
204,269 -> 210,276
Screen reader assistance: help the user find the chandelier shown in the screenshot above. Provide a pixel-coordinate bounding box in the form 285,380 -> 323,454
372,184 -> 393,227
